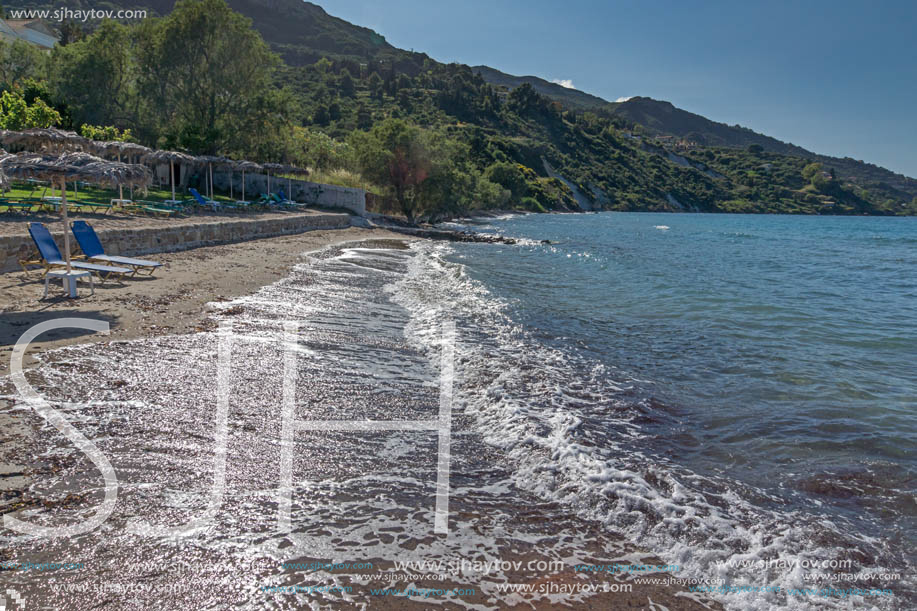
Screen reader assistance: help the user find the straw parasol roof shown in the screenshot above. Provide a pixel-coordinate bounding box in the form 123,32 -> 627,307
0,127 -> 90,152
196,154 -> 235,168
90,140 -> 152,160
233,160 -> 263,172
0,151 -> 151,274
0,151 -> 151,188
141,149 -> 197,165
231,160 -> 263,202
58,151 -> 152,188
261,163 -> 308,203
261,162 -> 308,176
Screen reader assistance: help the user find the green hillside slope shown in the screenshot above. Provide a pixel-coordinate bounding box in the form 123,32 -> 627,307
13,0 -> 917,215
473,68 -> 917,199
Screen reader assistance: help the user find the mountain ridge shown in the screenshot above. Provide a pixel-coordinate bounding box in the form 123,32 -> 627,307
30,0 -> 914,193
21,0 -> 917,212
473,66 -> 917,193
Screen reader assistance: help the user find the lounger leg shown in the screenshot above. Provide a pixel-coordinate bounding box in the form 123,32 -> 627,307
42,275 -> 49,299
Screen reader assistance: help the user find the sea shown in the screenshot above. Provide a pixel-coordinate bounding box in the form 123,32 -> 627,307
0,212 -> 914,610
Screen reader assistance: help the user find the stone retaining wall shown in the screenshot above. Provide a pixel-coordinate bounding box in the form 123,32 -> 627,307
211,172 -> 366,216
1,212 -> 352,274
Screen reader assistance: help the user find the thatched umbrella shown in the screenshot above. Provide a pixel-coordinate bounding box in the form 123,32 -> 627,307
91,142 -> 151,201
0,128 -> 93,199
233,160 -> 262,202
196,155 -> 234,200
262,163 -> 308,202
141,149 -> 196,203
0,127 -> 90,154
261,162 -> 287,199
89,140 -> 151,161
1,151 -> 150,273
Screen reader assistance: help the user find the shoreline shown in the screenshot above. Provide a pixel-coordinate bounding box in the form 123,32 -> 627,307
0,226 -> 411,376
0,226 -> 723,610
0,226 -> 413,529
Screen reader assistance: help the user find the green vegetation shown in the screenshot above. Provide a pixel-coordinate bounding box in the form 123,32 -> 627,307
1,0 -> 913,218
0,89 -> 60,129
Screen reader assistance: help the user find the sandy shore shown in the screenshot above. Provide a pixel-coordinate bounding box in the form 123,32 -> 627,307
0,225 -> 410,517
0,226 -> 722,610
0,226 -> 408,376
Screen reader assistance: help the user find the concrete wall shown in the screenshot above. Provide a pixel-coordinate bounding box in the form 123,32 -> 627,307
211,172 -> 366,216
1,212 -> 353,274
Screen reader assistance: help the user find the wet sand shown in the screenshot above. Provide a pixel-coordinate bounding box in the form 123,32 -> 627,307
0,230 -> 722,610
0,226 -> 408,376
0,226 -> 408,520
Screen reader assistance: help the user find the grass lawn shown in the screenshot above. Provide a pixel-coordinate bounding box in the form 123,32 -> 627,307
0,181 -> 257,214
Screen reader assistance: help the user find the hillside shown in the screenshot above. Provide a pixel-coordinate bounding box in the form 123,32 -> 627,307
15,0 -> 917,215
473,68 -> 917,199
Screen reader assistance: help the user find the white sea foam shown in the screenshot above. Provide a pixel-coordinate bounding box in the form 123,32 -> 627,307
385,240 -> 901,611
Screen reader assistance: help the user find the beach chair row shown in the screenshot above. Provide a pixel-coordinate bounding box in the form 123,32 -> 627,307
21,222 -> 163,281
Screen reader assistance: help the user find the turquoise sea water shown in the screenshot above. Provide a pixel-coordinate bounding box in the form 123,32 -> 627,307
435,212 -> 915,598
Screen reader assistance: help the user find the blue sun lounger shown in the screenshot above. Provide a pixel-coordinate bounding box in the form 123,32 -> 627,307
24,223 -> 130,281
71,220 -> 163,277
190,188 -> 240,211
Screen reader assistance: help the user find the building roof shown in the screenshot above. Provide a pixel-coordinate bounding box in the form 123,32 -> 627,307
0,19 -> 58,49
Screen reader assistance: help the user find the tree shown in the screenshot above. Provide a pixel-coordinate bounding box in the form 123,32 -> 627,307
312,104 -> 330,126
484,161 -> 529,200
747,143 -> 764,154
135,0 -> 289,153
349,118 -> 430,222
368,72 -> 384,101
314,57 -> 332,74
25,97 -> 61,128
50,21 -> 135,128
293,127 -> 346,171
355,102 -> 372,129
802,162 -> 823,183
80,124 -> 133,142
0,90 -> 60,129
59,21 -> 84,46
474,177 -> 510,209
506,83 -> 545,117
416,132 -> 476,218
338,68 -> 355,97
0,39 -> 45,87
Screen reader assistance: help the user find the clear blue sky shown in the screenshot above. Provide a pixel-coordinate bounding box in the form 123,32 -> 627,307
320,0 -> 917,178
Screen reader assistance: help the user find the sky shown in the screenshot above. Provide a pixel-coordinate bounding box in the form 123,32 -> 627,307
319,0 -> 917,178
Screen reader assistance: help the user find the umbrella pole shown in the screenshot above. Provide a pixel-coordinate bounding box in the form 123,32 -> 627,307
209,163 -> 214,200
289,177 -> 292,202
61,181 -> 72,274
170,160 -> 176,202
230,170 -> 233,200
242,170 -> 245,202
118,153 -> 124,201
